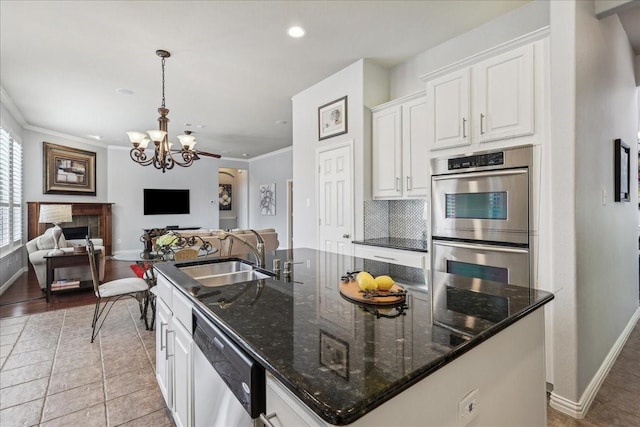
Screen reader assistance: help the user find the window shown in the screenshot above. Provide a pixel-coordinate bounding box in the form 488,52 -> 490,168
0,128 -> 23,256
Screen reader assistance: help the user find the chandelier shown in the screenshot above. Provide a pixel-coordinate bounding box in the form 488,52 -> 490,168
127,50 -> 204,173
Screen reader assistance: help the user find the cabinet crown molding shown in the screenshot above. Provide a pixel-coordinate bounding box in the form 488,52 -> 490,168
371,90 -> 426,113
419,26 -> 549,82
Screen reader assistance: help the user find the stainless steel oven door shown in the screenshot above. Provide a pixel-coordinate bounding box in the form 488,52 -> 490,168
431,168 -> 529,244
432,240 -> 530,287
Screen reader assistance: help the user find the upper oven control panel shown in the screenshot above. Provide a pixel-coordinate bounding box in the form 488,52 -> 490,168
447,152 -> 504,170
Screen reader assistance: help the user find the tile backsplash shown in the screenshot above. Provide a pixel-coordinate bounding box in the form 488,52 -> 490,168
364,199 -> 428,240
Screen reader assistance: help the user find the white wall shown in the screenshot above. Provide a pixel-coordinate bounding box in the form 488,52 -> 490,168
574,1 -> 639,397
107,146 -> 248,252
248,147 -> 292,246
389,0 -> 550,98
292,59 -> 388,249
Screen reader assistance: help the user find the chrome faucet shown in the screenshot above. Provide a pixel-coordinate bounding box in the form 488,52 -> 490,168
217,229 -> 266,268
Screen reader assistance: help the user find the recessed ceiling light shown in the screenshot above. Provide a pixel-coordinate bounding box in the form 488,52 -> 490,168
288,26 -> 305,38
115,88 -> 134,95
242,153 -> 250,157
87,135 -> 102,140
275,120 -> 288,125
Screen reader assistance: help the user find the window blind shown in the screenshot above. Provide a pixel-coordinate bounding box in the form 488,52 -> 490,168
0,128 -> 23,255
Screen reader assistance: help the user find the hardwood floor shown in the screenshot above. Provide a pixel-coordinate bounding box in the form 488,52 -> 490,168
0,259 -> 136,318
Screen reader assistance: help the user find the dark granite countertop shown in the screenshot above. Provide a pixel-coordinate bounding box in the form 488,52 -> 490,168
352,237 -> 428,253
155,248 -> 552,425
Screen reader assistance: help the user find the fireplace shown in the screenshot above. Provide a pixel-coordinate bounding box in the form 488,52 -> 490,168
27,202 -> 114,255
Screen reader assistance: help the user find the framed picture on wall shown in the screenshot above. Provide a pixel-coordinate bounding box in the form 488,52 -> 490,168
43,142 -> 96,195
318,96 -> 348,140
614,138 -> 630,202
219,184 -> 232,211
259,183 -> 276,215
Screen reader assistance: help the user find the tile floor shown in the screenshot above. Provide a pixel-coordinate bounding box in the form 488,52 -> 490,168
0,300 -> 175,426
1,295 -> 638,426
547,319 -> 640,426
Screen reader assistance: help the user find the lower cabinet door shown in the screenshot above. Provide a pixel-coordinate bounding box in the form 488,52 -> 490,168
265,373 -> 324,426
156,299 -> 173,409
173,320 -> 192,427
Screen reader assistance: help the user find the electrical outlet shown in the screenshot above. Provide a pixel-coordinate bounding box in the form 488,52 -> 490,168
458,388 -> 479,426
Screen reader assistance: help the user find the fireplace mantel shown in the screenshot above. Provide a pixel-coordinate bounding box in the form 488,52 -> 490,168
27,202 -> 114,256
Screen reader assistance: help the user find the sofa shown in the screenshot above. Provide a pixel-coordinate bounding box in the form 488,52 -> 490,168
162,228 -> 279,258
26,228 -> 106,290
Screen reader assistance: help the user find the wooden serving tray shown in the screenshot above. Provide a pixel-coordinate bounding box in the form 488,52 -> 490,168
339,280 -> 406,306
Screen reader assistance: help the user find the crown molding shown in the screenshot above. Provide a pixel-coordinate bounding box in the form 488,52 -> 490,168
248,145 -> 292,162
0,86 -> 28,127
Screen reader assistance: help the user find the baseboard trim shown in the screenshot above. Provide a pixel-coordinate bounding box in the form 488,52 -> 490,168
549,306 -> 640,418
0,267 -> 28,296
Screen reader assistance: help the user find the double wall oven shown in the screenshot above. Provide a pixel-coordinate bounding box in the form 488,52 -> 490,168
431,145 -> 534,288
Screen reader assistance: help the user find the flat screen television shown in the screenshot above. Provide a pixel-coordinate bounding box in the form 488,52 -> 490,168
144,188 -> 190,215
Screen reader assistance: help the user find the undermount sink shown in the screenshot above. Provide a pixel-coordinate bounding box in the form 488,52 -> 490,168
179,260 -> 270,287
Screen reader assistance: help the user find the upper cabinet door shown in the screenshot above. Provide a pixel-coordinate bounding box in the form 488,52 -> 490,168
476,44 -> 534,143
426,68 -> 471,151
372,105 -> 402,198
402,97 -> 429,197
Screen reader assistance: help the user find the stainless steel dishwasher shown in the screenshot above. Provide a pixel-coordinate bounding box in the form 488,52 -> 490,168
192,309 -> 265,427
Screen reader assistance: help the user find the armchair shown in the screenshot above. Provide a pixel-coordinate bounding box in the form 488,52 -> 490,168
26,228 -> 106,290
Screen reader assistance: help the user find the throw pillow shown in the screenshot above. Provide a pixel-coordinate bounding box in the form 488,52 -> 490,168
36,227 -> 67,250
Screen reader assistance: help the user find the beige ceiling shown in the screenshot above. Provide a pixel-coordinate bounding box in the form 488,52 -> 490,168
1,1 -> 637,159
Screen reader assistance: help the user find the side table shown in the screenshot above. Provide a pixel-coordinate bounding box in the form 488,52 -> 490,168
44,250 -> 101,302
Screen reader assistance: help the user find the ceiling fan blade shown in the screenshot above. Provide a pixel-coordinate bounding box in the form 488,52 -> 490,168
196,150 -> 221,159
168,148 -> 221,158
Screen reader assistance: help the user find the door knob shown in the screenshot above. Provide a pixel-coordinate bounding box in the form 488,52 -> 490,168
342,234 -> 350,239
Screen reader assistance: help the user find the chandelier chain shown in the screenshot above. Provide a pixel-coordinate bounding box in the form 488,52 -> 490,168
161,56 -> 166,109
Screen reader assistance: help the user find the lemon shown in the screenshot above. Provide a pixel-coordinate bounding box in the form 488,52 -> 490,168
374,275 -> 395,291
356,271 -> 377,292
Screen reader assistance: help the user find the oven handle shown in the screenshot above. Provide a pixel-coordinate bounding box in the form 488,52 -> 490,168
432,169 -> 527,181
433,240 -> 529,254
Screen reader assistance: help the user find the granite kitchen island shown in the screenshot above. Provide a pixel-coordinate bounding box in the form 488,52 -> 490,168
154,248 -> 553,426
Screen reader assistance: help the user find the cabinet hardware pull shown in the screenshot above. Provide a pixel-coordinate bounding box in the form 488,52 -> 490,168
160,322 -> 167,351
374,255 -> 396,261
462,118 -> 467,138
395,177 -> 400,192
480,113 -> 485,135
165,329 -> 174,360
342,233 -> 350,239
259,413 -> 278,427
407,176 -> 411,191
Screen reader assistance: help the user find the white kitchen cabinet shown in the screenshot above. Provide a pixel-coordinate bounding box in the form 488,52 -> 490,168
156,297 -> 173,408
425,68 -> 471,151
425,41 -> 537,151
265,372 -> 325,426
476,44 -> 534,143
353,244 -> 428,270
155,273 -> 194,427
372,92 -> 428,199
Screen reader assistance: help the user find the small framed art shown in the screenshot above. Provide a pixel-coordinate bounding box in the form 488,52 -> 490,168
318,96 -> 347,140
614,138 -> 630,202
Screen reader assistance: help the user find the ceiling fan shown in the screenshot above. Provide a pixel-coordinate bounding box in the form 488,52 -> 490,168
179,131 -> 221,159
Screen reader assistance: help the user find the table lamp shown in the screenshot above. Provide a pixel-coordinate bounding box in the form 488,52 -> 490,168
38,204 -> 72,256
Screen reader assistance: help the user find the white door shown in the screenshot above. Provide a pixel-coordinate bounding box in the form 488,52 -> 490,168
318,143 -> 354,255
426,68 -> 471,151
